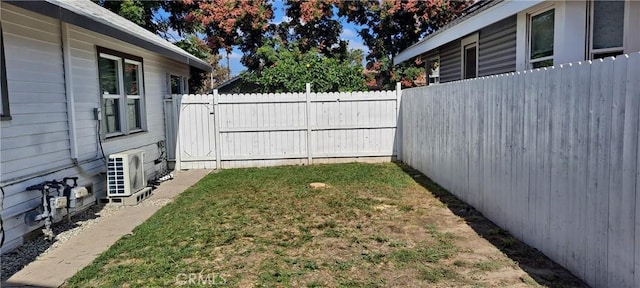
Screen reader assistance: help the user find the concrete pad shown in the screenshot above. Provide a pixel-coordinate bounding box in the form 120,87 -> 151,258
3,169 -> 211,288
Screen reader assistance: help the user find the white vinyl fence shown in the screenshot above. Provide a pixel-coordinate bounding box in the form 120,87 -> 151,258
402,53 -> 640,288
170,84 -> 401,169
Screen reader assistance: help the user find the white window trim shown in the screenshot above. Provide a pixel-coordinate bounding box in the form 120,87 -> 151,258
124,59 -> 145,133
99,53 -> 125,137
167,74 -> 187,96
98,49 -> 146,138
587,0 -> 629,59
0,23 -> 10,120
516,3 -> 556,71
460,33 -> 479,79
426,55 -> 440,86
526,6 -> 556,68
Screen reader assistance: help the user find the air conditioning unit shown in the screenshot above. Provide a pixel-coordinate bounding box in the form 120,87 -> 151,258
107,149 -> 146,197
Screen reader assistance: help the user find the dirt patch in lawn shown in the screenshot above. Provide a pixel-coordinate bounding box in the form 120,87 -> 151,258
64,163 -> 585,287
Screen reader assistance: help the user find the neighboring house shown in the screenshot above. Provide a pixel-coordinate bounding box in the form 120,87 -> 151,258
214,74 -> 259,94
394,0 -> 640,84
0,0 -> 209,252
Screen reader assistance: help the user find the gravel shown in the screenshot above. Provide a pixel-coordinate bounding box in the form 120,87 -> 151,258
1,197 -> 174,281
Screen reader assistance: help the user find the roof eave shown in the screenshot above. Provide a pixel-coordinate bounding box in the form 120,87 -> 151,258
5,0 -> 211,72
394,0 -> 545,65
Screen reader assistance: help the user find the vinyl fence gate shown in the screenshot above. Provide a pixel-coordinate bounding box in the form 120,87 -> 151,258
167,84 -> 402,170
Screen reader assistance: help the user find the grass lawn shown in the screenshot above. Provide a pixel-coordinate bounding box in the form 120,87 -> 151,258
65,163 -> 583,287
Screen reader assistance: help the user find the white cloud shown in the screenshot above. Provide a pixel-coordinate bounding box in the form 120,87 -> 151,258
340,28 -> 358,40
347,40 -> 369,53
228,51 -> 242,60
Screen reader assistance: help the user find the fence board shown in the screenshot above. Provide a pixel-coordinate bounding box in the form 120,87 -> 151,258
523,70 -> 537,246
175,89 -> 400,169
631,53 -> 640,288
401,53 -> 640,288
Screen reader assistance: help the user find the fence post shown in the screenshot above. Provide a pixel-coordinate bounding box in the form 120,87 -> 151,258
174,94 -> 182,170
306,83 -> 313,165
213,90 -> 222,170
395,82 -> 402,162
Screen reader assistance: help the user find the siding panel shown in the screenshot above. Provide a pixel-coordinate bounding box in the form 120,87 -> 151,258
439,40 -> 461,83
479,16 -> 517,77
0,2 -> 191,254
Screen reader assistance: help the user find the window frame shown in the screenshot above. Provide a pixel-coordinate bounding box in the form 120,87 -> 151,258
426,55 -> 440,86
460,33 -> 478,80
124,59 -> 144,132
1,24 -> 11,120
97,46 -> 146,138
587,0 -> 628,59
527,7 -> 555,68
168,74 -> 185,96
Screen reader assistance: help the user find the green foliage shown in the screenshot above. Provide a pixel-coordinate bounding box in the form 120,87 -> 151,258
174,35 -> 210,92
94,0 -> 168,35
174,35 -> 212,62
242,41 -> 367,93
337,0 -> 471,89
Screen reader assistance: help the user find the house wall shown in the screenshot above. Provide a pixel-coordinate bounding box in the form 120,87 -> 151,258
439,40 -> 461,83
65,22 -> 190,178
626,1 -> 640,54
434,0 -> 640,80
401,53 -> 640,288
478,15 -> 517,77
439,15 -> 517,83
516,1 -> 587,71
0,3 -> 190,253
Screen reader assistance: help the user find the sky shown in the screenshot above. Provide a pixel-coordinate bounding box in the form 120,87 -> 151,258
217,1 -> 368,76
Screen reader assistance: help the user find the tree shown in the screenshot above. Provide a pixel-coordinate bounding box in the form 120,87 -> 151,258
242,40 -> 366,93
95,0 -> 233,92
182,0 -> 353,72
182,0 -> 274,70
276,0 -> 348,60
93,0 -> 169,36
174,35 -> 230,93
337,0 -> 470,89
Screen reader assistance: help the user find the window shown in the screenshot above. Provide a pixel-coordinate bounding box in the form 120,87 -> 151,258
426,56 -> 440,85
1,24 -> 10,120
589,0 -> 625,59
461,34 -> 478,79
169,75 -> 184,95
528,8 -> 555,68
97,47 -> 144,137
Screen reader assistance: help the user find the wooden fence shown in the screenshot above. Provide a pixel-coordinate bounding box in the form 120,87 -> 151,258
171,84 -> 402,169
401,53 -> 640,288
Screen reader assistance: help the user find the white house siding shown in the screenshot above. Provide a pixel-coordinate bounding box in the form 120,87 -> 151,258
0,4 -> 83,252
0,3 -> 190,253
0,5 -> 69,181
65,24 -> 190,181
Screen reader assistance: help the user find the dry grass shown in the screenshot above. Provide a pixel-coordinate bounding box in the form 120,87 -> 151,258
65,163 -> 584,287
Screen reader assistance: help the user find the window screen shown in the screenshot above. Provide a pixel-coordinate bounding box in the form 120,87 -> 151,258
530,9 -> 555,60
592,0 -> 624,50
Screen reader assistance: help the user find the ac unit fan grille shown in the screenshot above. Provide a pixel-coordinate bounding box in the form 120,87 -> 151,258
107,157 -> 127,195
107,150 -> 146,197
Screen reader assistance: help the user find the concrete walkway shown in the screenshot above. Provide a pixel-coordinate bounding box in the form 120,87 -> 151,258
3,169 -> 211,288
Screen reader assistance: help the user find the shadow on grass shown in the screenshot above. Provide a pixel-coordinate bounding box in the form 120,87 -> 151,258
394,162 -> 587,288
1,203 -> 107,282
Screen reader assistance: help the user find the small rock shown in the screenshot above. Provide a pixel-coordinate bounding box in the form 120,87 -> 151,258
309,182 -> 328,189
